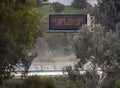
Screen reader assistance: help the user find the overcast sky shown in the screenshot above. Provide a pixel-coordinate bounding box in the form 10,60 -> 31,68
48,0 -> 98,6
87,0 -> 98,6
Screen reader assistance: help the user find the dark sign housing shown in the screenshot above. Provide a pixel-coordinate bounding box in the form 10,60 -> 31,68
49,14 -> 87,32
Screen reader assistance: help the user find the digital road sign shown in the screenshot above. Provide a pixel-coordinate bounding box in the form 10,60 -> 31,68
49,14 -> 87,32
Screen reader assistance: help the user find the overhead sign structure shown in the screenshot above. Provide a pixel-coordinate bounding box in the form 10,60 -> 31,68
49,14 -> 87,33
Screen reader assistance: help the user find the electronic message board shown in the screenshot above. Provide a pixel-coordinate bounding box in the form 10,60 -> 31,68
49,14 -> 87,32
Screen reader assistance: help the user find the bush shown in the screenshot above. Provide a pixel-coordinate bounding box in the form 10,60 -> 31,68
115,80 -> 120,88
102,78 -> 116,88
55,76 -> 85,88
43,77 -> 55,88
72,0 -> 87,9
0,79 -> 23,88
52,2 -> 65,13
101,75 -> 120,88
23,76 -> 55,88
64,80 -> 85,88
0,76 -> 56,88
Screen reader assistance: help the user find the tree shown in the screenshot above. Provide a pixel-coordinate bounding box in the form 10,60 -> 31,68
52,2 -> 65,13
72,0 -> 90,9
0,0 -> 42,84
71,0 -> 93,14
95,0 -> 120,31
69,24 -> 120,88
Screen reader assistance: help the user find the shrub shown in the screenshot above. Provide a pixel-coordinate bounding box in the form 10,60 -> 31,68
0,79 -> 23,88
43,77 -> 55,88
72,0 -> 87,9
52,2 -> 65,13
23,76 -> 55,88
23,76 -> 43,88
115,80 -> 120,88
102,75 -> 120,88
64,80 -> 85,88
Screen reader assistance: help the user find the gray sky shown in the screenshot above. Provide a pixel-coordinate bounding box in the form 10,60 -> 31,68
48,0 -> 98,6
87,0 -> 98,6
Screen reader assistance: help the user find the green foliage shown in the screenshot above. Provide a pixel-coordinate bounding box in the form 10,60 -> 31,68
0,76 -> 55,88
72,0 -> 86,9
0,0 -> 42,84
72,0 -> 90,10
73,24 -> 120,69
65,81 -> 85,88
23,76 -> 55,88
56,76 -> 85,88
115,80 -> 120,88
72,24 -> 120,87
38,5 -> 85,17
52,2 -> 65,13
61,6 -> 85,14
95,0 -> 120,31
101,74 -> 120,88
0,79 -> 23,88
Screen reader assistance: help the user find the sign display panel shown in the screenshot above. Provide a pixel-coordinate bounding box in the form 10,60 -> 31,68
49,14 -> 87,32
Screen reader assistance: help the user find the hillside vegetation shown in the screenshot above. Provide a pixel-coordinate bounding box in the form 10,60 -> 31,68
38,5 -> 85,18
